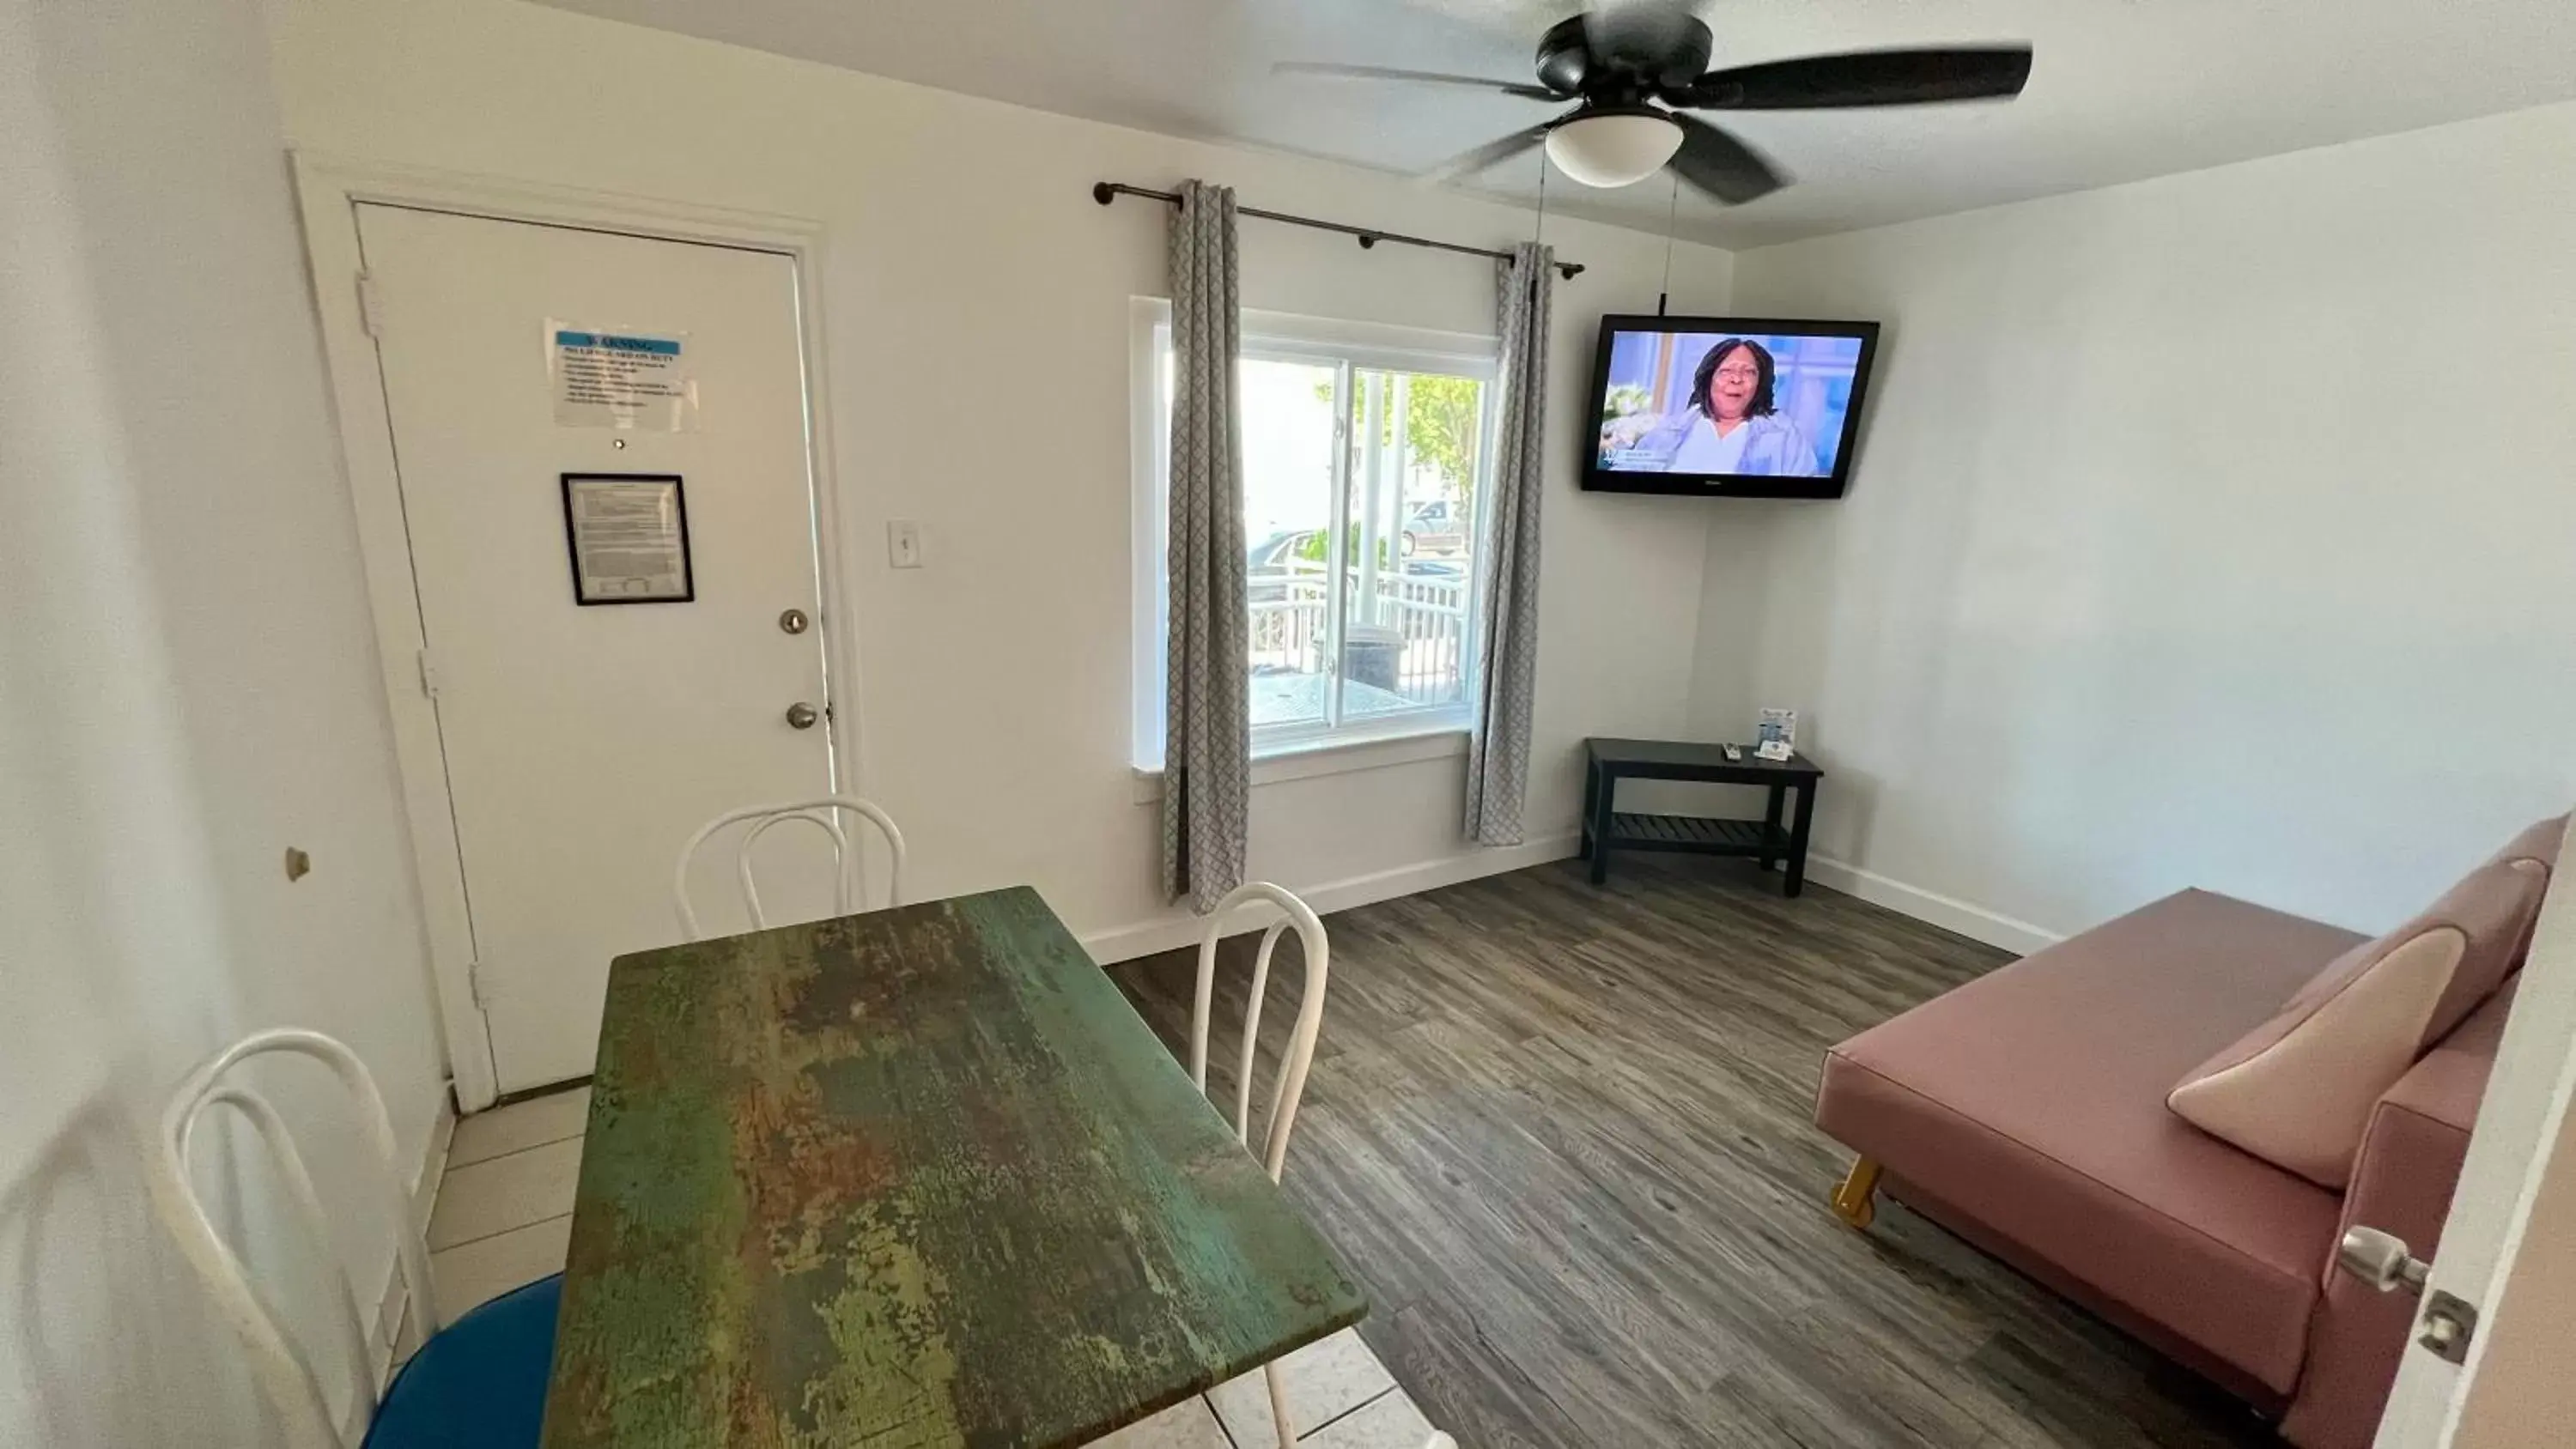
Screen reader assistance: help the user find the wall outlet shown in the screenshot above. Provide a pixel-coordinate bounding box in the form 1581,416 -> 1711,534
888,520 -> 923,569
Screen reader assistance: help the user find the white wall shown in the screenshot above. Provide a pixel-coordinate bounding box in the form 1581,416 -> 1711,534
264,0 -> 1735,956
1,0 -> 447,1441
1699,101 -> 2576,946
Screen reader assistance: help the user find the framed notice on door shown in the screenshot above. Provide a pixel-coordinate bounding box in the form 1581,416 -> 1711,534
561,473 -> 694,604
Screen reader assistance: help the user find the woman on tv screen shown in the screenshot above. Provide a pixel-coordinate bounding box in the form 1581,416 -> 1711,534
1597,335 -> 1833,478
1663,338 -> 1821,477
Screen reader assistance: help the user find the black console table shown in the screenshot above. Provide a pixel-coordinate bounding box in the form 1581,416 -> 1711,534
1581,737 -> 1823,895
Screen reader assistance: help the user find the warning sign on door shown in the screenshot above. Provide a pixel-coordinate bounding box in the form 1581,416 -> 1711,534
549,321 -> 697,431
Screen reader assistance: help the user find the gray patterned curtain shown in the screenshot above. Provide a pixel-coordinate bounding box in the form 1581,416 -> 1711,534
1464,241 -> 1553,846
1161,180 -> 1250,909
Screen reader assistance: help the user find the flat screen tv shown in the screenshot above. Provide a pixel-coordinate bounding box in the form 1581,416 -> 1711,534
1584,315 -> 1881,500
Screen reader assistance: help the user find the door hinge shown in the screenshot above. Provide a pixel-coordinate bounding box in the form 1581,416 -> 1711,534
356,270 -> 386,337
466,959 -> 491,1010
416,646 -> 440,700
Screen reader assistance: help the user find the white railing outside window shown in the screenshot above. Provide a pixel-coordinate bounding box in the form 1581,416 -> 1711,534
1245,569 -> 1468,708
1371,573 -> 1469,706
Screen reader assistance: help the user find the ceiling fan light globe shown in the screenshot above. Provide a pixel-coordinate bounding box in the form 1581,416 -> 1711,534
1544,112 -> 1683,188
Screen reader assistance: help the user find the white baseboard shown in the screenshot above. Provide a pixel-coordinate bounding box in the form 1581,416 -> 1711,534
411,1095 -> 453,1239
371,1093 -> 456,1374
1803,854 -> 2063,957
1076,831 -> 2056,968
1082,831 -> 1583,964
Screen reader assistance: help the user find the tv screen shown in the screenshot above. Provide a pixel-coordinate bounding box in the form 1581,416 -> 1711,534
1584,315 -> 1881,500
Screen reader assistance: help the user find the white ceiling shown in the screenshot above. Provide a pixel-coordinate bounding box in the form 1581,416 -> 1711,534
526,0 -> 2576,248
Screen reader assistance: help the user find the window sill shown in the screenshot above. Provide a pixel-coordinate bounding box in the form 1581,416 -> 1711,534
1129,724 -> 1470,804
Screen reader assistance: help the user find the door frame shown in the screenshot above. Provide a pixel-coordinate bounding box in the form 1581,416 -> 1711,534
2374,815 -> 2576,1446
290,153 -> 864,1110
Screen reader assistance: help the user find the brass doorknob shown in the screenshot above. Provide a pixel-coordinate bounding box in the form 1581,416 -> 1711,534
785,702 -> 819,730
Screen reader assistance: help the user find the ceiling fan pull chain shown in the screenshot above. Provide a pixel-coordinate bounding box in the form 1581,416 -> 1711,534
1533,146 -> 1549,245
1656,171 -> 1680,316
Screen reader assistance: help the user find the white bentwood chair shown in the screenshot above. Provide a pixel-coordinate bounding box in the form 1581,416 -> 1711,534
672,794 -> 908,941
1188,885 -> 1456,1449
146,1028 -> 561,1449
1191,882 -> 1334,1447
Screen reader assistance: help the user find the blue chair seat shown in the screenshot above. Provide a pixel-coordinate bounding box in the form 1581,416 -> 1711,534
364,1274 -> 563,1449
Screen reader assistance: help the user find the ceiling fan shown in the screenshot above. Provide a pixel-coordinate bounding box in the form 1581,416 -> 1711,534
1278,2 -> 2033,204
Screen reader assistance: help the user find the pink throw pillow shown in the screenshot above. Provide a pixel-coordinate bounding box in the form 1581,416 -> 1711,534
2166,817 -> 2561,1188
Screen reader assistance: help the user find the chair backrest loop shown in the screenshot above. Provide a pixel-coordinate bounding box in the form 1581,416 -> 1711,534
147,1028 -> 433,1449
1189,882 -> 1330,1182
673,796 -> 907,940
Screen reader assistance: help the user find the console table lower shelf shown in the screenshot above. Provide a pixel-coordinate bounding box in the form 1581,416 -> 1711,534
1595,812 -> 1793,859
1581,737 -> 1823,897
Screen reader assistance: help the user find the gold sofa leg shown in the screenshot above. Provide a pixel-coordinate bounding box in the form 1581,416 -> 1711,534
1831,1156 -> 1883,1230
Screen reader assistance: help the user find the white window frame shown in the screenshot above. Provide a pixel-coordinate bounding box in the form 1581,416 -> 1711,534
1131,300 -> 1499,771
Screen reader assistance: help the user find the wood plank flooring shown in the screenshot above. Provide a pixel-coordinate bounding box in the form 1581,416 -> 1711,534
1107,856 -> 2279,1448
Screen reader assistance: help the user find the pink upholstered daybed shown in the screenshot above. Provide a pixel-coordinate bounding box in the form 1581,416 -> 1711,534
1816,815 -> 2565,1448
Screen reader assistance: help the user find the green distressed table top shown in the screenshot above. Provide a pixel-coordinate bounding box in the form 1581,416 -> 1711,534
540,886 -> 1367,1449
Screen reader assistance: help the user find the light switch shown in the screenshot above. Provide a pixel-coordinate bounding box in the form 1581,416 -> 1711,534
888,520 -> 923,569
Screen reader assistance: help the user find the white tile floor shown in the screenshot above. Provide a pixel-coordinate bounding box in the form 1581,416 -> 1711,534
429,1088 -> 1443,1447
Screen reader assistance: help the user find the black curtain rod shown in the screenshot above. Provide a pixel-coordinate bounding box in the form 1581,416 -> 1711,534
1091,182 -> 1584,281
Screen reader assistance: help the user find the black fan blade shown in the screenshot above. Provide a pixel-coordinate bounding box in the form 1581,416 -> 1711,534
1669,114 -> 1787,205
1583,1 -> 1710,86
1678,46 -> 2032,110
1274,62 -> 1563,102
1418,123 -> 1556,185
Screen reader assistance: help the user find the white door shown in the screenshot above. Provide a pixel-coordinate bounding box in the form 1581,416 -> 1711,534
360,204 -> 836,1093
2377,816 -> 2576,1446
